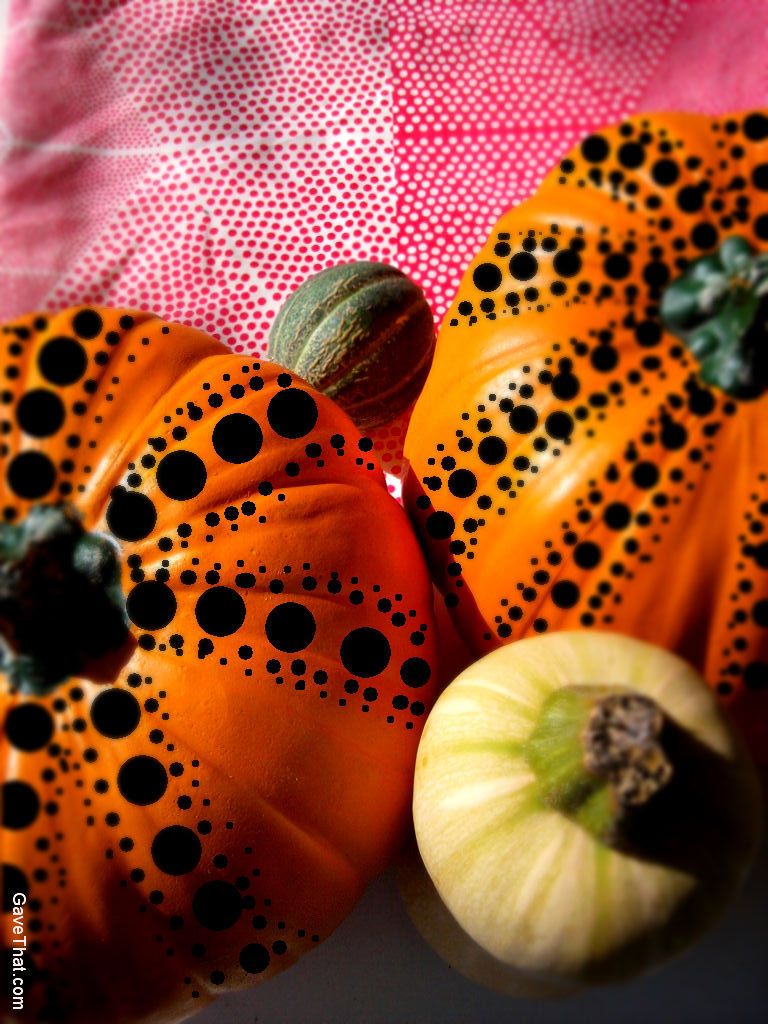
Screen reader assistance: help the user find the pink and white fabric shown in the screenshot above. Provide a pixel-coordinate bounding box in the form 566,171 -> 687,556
0,0 -> 765,493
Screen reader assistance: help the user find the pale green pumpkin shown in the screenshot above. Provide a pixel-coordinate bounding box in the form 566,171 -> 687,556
406,632 -> 762,991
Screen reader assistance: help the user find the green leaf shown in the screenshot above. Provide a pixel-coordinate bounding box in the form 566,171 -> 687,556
660,277 -> 711,328
719,235 -> 753,275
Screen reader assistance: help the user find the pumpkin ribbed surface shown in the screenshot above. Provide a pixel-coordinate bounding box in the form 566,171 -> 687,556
404,110 -> 768,757
1,306 -> 437,1023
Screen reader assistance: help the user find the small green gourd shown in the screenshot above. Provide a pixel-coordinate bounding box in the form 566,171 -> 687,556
269,262 -> 435,430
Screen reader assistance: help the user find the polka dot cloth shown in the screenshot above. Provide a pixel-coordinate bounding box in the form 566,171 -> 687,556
0,0 -> 764,498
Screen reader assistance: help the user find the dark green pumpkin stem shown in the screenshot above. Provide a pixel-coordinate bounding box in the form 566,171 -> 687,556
524,686 -> 673,846
0,505 -> 129,696
661,235 -> 768,397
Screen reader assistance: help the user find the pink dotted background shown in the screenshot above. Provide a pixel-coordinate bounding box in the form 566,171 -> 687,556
0,0 -> 765,493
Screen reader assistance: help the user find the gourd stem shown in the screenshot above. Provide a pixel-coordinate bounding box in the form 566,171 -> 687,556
660,235 -> 768,397
524,686 -> 673,846
0,504 -> 128,696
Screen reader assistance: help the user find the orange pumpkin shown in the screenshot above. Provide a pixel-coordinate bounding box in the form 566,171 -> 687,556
404,110 -> 768,758
1,307 -> 437,1022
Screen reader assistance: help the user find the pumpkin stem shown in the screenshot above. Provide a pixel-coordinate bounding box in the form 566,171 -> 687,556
0,504 -> 129,696
524,686 -> 673,846
661,235 -> 768,397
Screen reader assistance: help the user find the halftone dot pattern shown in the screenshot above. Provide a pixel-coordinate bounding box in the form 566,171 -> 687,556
0,0 -> 396,344
0,0 -> 763,498
390,0 -> 690,323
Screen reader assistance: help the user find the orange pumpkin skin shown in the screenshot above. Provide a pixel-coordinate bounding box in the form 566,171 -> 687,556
404,110 -> 768,759
1,308 -> 437,1023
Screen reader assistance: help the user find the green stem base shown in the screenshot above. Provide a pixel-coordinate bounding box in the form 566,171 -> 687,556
524,686 -> 673,846
0,505 -> 129,695
661,235 -> 768,398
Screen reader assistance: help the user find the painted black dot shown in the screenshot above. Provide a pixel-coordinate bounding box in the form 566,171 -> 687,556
744,113 -> 768,140
478,436 -> 507,465
691,223 -> 718,250
510,405 -> 538,433
7,451 -> 55,499
604,254 -> 631,280
127,581 -> 177,630
604,502 -> 631,530
687,384 -> 715,416
591,346 -> 618,372
426,511 -> 454,539
510,252 -> 538,281
752,164 -> 768,191
340,627 -> 391,678
3,781 -> 40,829
240,942 -> 271,974
151,825 -> 202,875
652,159 -> 679,186
545,411 -> 573,440
448,469 -> 477,498
4,704 -> 54,752
676,185 -> 703,213
631,462 -> 659,489
16,389 -> 65,437
643,261 -> 670,289
618,142 -> 644,168
661,419 -> 687,450
581,135 -> 609,162
117,755 -> 168,805
552,373 -> 579,400
106,488 -> 157,541
72,309 -> 104,339
553,249 -> 581,278
551,580 -> 580,609
38,335 -> 88,388
267,388 -> 318,439
156,451 -> 207,501
195,587 -> 246,637
400,657 -> 431,688
574,541 -> 601,569
212,413 -> 263,464
265,602 -> 316,652
636,320 -> 661,346
90,689 -> 141,738
473,263 -> 502,292
193,880 -> 242,930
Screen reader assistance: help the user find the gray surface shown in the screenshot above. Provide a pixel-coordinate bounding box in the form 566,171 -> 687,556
194,839 -> 768,1024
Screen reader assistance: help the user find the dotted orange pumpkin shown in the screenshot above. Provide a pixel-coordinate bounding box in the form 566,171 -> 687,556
1,307 -> 437,1022
404,110 -> 768,758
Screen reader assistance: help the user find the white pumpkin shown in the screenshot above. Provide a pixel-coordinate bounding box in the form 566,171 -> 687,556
405,632 -> 761,989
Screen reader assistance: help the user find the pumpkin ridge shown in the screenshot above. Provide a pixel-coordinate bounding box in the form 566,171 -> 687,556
405,109 -> 768,755
2,303 -> 439,1021
408,309 -> 714,589
481,392 -> 729,641
151,718 -> 366,892
60,321 -> 227,523
87,355 -> 322,531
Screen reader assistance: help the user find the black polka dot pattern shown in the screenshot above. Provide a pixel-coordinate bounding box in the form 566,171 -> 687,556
406,110 -> 768,761
1,306 -> 437,1021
